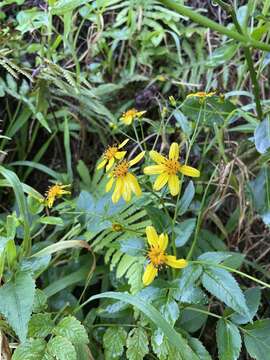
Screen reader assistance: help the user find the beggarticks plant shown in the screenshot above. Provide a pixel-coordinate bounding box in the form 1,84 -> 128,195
97,139 -> 129,171
120,108 -> 146,125
144,143 -> 200,196
44,183 -> 71,208
142,226 -> 187,286
186,90 -> 216,102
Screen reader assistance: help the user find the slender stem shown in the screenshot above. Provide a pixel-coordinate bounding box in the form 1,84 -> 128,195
159,0 -> 270,51
187,168 -> 218,260
214,0 -> 263,120
192,260 -> 270,289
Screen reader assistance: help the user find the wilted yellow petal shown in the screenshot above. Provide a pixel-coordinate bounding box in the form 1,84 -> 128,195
143,165 -> 165,175
169,143 -> 179,160
146,226 -> 159,246
126,173 -> 141,196
106,158 -> 115,172
149,150 -> 166,164
112,178 -> 123,203
142,263 -> 158,286
158,234 -> 168,252
153,173 -> 169,191
128,151 -> 145,167
115,151 -> 126,160
105,177 -> 114,192
179,165 -> 200,177
118,139 -> 129,149
168,174 -> 179,196
122,178 -> 131,202
165,256 -> 188,269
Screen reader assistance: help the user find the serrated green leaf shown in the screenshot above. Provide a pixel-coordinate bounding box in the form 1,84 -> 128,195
216,319 -> 241,360
28,313 -> 54,338
244,319 -> 270,360
0,272 -> 35,342
12,339 -> 46,360
187,336 -> 212,360
53,316 -> 88,345
103,327 -> 127,359
89,292 -> 200,359
231,287 -> 261,325
33,289 -> 48,313
202,267 -> 249,317
46,336 -> 76,360
126,327 -> 149,360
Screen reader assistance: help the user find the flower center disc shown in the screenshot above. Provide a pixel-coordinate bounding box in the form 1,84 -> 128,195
148,246 -> 165,267
164,159 -> 180,175
113,160 -> 129,177
104,146 -> 118,160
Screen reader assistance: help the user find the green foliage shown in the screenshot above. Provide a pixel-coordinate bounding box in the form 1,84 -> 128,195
1,0 -> 270,359
126,328 -> 149,360
103,327 -> 127,359
216,319 -> 242,360
0,272 -> 35,342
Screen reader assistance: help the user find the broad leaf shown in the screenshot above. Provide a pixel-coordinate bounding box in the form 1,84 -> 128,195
175,218 -> 196,247
0,272 -> 35,342
46,336 -> 76,360
126,327 -> 149,360
254,117 -> 270,154
244,319 -> 270,360
231,287 -> 261,325
202,267 -> 249,317
216,319 -> 241,360
103,327 -> 127,359
28,313 -> 54,338
53,316 -> 89,345
178,181 -> 195,215
12,339 -> 46,360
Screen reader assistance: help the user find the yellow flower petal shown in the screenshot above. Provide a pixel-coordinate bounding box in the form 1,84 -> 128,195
126,173 -> 142,196
158,234 -> 168,251
112,178 -> 123,203
115,151 -> 126,160
122,177 -> 131,202
97,159 -> 107,170
121,115 -> 132,125
165,256 -> 188,269
137,110 -> 146,118
149,150 -> 166,164
106,158 -> 115,172
146,226 -> 159,246
142,263 -> 158,286
179,165 -> 200,177
106,177 -> 114,192
168,174 -> 179,196
143,165 -> 165,175
169,143 -> 179,160
153,173 -> 169,191
129,151 -> 145,167
118,139 -> 129,149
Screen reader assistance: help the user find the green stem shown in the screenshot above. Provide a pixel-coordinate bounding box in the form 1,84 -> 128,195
187,168 -> 218,260
159,0 -> 270,51
214,0 -> 263,120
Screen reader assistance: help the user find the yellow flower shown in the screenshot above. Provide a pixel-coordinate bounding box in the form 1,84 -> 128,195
144,143 -> 200,196
142,226 -> 187,286
120,108 -> 146,125
169,95 -> 176,107
186,91 -> 216,103
45,183 -> 71,208
97,139 -> 129,172
106,151 -> 145,203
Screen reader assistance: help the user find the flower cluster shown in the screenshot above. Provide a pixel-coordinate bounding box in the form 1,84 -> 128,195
97,140 -> 200,203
